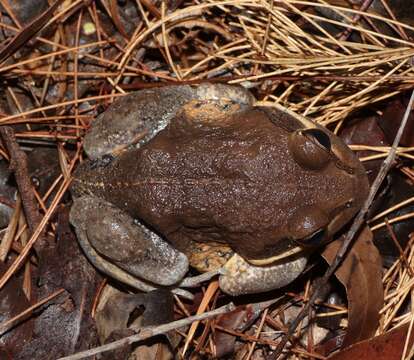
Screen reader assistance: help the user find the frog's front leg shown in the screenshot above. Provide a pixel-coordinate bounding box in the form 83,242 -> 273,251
219,254 -> 308,296
69,195 -> 189,289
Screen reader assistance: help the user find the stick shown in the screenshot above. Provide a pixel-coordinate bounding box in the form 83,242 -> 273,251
0,126 -> 44,247
339,0 -> 375,41
58,302 -> 236,360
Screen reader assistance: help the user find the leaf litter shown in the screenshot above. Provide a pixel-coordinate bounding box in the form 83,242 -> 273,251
0,0 -> 413,359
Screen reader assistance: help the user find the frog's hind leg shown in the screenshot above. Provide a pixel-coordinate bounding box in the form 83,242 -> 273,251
83,84 -> 255,160
69,195 -> 189,289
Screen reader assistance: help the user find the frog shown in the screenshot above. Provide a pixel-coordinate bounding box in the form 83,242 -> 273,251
69,83 -> 369,296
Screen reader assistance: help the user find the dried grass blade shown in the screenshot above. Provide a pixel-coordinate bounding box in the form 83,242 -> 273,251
182,280 -> 219,356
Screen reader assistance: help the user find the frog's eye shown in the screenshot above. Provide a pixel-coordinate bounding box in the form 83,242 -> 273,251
288,128 -> 332,170
304,128 -> 331,150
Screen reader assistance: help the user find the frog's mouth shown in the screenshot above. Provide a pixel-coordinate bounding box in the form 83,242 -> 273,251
248,245 -> 305,266
244,235 -> 309,266
248,205 -> 353,266
246,228 -> 327,266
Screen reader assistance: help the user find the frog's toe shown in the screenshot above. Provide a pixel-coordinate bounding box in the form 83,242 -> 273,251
70,196 -> 189,286
219,254 -> 308,296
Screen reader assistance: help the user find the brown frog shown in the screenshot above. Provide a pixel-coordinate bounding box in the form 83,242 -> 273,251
69,84 -> 369,296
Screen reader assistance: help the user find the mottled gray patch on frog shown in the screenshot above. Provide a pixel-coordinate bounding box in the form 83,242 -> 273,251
194,83 -> 255,105
219,254 -> 308,296
70,195 -> 188,286
83,84 -> 256,160
121,226 -> 189,286
134,220 -> 189,271
83,86 -> 199,159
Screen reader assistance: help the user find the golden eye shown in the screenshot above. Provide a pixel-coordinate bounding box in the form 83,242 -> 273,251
288,128 -> 331,170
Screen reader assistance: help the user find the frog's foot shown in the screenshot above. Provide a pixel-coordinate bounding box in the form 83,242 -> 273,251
69,195 -> 189,288
83,84 -> 255,160
179,241 -> 307,296
219,254 -> 308,296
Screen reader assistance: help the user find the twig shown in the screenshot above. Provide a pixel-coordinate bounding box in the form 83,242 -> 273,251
0,126 -> 44,246
384,219 -> 414,277
57,302 -> 236,360
182,280 -> 219,356
269,89 -> 414,359
179,269 -> 220,287
338,0 -> 375,41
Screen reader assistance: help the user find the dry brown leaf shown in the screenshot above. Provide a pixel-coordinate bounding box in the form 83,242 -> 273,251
95,288 -> 175,360
327,322 -> 414,360
0,262 -> 32,356
379,94 -> 414,147
95,288 -> 174,343
321,226 -> 384,347
213,303 -> 269,357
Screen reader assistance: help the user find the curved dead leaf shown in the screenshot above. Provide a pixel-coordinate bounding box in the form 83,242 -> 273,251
321,226 -> 383,347
0,262 -> 32,355
327,322 -> 414,360
95,288 -> 174,344
95,288 -> 175,360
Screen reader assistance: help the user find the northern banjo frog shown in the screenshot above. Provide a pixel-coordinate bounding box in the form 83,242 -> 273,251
69,84 -> 369,296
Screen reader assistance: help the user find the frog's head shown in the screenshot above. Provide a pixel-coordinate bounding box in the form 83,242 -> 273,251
239,106 -> 370,266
